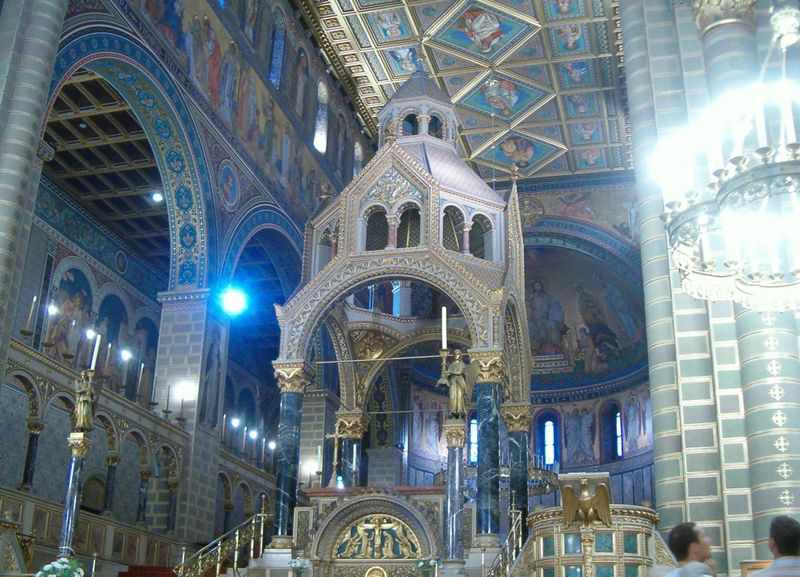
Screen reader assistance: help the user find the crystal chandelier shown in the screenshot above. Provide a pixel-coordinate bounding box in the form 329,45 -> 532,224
656,2 -> 800,311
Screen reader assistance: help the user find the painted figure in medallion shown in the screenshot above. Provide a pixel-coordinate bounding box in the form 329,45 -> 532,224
460,8 -> 503,53
481,79 -> 520,117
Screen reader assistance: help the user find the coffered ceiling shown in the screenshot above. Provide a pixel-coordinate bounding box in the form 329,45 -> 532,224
43,68 -> 170,273
301,0 -> 629,179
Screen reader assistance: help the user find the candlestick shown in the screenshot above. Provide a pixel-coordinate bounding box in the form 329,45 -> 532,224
90,334 -> 102,371
165,385 -> 171,413
317,445 -> 323,472
103,342 -> 112,371
135,362 -> 145,400
441,306 -> 447,350
23,295 -> 38,335
242,426 -> 248,452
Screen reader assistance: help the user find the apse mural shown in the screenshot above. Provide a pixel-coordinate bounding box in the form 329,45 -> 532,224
45,268 -> 94,362
435,3 -> 532,60
524,246 -> 645,389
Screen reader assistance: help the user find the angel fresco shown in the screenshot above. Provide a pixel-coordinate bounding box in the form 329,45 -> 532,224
460,8 -> 503,54
481,79 -> 520,117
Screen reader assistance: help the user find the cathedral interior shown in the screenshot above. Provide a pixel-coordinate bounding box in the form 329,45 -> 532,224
0,1 -> 799,577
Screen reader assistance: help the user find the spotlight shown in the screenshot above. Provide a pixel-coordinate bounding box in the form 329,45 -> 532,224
336,475 -> 344,489
230,417 -> 241,429
120,348 -> 133,362
47,303 -> 59,316
267,440 -> 277,451
151,191 -> 164,203
85,328 -> 97,340
219,286 -> 248,317
249,430 -> 259,440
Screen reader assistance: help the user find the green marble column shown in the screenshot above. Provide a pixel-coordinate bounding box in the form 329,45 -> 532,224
735,309 -> 800,556
502,404 -> 531,540
0,0 -> 69,371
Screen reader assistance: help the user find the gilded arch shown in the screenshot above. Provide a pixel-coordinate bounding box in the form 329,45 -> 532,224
310,495 -> 439,562
47,30 -> 215,290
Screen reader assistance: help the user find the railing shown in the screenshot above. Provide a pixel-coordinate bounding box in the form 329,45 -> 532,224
487,508 -> 525,577
173,513 -> 270,577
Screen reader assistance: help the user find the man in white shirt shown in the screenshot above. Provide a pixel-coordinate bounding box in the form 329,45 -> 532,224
651,522 -> 714,577
755,516 -> 800,577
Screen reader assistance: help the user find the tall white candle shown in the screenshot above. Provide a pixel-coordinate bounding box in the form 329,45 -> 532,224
136,362 -> 145,396
441,306 -> 447,350
25,295 -> 38,331
90,334 -> 102,371
317,445 -> 322,471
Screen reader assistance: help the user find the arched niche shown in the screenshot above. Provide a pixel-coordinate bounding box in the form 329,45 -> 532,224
364,206 -> 389,251
46,31 -> 215,290
441,206 -> 465,252
469,213 -> 494,260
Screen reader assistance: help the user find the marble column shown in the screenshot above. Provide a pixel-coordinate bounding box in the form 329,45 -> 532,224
58,432 -> 90,557
470,351 -> 504,545
620,0 -> 687,531
136,470 -> 151,525
502,404 -> 531,540
102,453 -> 119,514
387,215 -> 399,249
735,309 -> 800,555
692,0 -> 756,99
461,225 -> 471,255
0,0 -> 69,372
19,419 -> 43,491
271,362 -> 310,547
443,419 -> 466,566
337,413 -> 368,487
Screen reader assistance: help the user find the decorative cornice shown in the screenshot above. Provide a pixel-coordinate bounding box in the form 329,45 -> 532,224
443,419 -> 467,448
692,0 -> 756,34
157,288 -> 211,304
500,404 -> 531,432
273,362 -> 313,394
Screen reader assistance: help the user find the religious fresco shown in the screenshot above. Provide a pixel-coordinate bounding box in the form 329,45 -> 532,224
548,23 -> 590,56
385,47 -> 420,76
519,183 -> 639,242
97,295 -> 130,382
411,385 -> 447,462
365,10 -> 415,43
524,246 -> 645,389
335,514 -> 421,559
460,75 -> 547,121
477,133 -> 562,176
532,384 -> 653,468
44,268 -> 94,362
434,2 -> 533,60
128,317 -> 159,402
133,0 -> 345,225
218,160 -> 240,211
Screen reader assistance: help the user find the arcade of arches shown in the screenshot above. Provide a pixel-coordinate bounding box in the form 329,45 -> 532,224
0,2 -> 796,577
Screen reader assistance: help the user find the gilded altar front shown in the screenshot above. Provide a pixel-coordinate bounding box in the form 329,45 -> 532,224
335,514 -> 421,560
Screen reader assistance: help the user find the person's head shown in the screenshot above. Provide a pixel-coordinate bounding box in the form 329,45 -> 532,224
668,522 -> 711,564
769,515 -> 800,558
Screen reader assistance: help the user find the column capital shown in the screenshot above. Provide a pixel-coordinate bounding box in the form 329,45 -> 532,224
140,469 -> 153,482
443,419 -> 467,448
336,412 -> 369,439
27,418 -> 44,434
68,432 -> 90,458
273,361 -> 313,394
501,404 -> 531,432
105,453 -> 120,467
692,0 -> 756,34
468,350 -> 505,384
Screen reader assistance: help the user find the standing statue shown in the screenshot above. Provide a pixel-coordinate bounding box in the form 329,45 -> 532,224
440,350 -> 474,419
74,371 -> 96,432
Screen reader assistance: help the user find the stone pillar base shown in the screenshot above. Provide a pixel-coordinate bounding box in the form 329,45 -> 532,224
268,536 -> 293,549
473,533 -> 501,549
440,560 -> 466,577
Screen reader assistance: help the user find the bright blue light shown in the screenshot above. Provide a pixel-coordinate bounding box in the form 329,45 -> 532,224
220,286 -> 248,316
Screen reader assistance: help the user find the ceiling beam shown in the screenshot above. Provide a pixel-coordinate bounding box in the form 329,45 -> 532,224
82,184 -> 161,200
59,159 -> 157,178
51,131 -> 148,151
48,102 -> 131,122
104,207 -> 167,221
128,230 -> 170,240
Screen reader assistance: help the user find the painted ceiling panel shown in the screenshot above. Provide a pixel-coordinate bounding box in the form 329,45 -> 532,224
305,0 -> 628,178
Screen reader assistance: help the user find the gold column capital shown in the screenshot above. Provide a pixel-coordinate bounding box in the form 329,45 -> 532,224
468,350 -> 506,384
501,404 -> 532,432
692,0 -> 756,34
273,361 -> 313,394
68,432 -> 90,459
26,419 -> 44,434
336,412 -> 369,439
443,419 -> 467,448
105,453 -> 120,467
